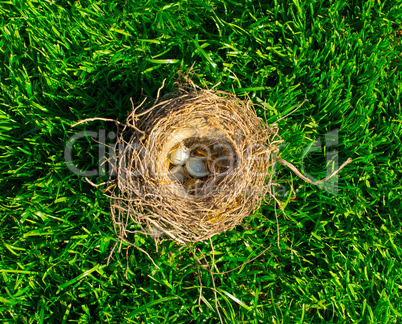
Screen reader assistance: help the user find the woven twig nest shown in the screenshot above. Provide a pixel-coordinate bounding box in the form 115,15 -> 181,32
106,85 -> 282,244
73,83 -> 352,249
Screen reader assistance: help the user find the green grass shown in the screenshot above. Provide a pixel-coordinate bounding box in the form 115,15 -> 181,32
1,0 -> 402,323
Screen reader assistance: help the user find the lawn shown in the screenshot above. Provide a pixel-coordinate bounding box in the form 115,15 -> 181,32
1,0 -> 402,323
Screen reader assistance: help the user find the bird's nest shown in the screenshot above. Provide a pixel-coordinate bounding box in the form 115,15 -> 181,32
73,82 -> 351,248
105,84 -> 283,245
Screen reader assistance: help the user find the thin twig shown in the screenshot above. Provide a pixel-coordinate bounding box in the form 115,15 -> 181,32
125,248 -> 130,279
205,242 -> 223,324
277,157 -> 353,185
197,263 -> 203,312
155,78 -> 166,105
212,245 -> 272,275
190,247 -> 204,312
272,99 -> 307,126
116,236 -> 160,269
71,117 -> 124,128
275,201 -> 280,249
210,238 -> 218,273
84,177 -> 107,187
210,264 -> 223,324
107,241 -> 118,266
